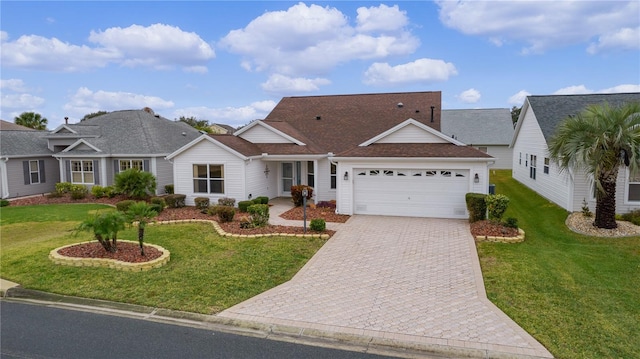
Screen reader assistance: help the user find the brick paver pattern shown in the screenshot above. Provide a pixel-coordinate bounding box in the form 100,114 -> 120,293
219,213 -> 552,358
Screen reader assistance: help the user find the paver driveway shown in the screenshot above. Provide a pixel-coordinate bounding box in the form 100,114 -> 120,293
219,215 -> 553,358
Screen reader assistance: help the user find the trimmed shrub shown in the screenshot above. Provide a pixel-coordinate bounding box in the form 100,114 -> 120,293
252,198 -> 262,205
194,197 -> 210,211
218,197 -> 236,207
150,196 -> 166,208
256,196 -> 269,205
91,185 -> 107,198
164,184 -> 174,194
149,203 -> 164,214
217,205 -> 236,223
504,217 -> 519,229
70,185 -> 88,200
0,199 -> 10,207
238,200 -> 253,212
291,185 -> 313,207
239,217 -> 252,229
310,218 -> 326,232
316,201 -> 336,209
486,194 -> 510,221
465,193 -> 487,223
247,204 -> 269,227
114,168 -> 157,199
47,191 -> 64,198
116,200 -> 136,212
165,194 -> 186,208
620,210 -> 640,226
55,182 -> 74,194
207,205 -> 219,216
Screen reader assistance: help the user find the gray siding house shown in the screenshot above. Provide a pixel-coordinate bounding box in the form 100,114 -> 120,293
441,109 -> 515,169
1,109 -> 201,199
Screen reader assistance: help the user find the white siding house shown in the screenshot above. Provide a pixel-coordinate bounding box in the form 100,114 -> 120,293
511,93 -> 640,213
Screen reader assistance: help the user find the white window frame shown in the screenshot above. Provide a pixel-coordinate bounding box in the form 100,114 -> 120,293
71,160 -> 94,184
29,160 -> 40,184
543,157 -> 550,174
529,155 -> 537,180
307,161 -> 315,187
119,159 -> 143,172
627,167 -> 640,202
193,164 -> 225,194
330,163 -> 337,189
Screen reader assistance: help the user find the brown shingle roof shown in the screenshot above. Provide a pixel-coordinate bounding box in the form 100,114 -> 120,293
337,143 -> 493,158
0,120 -> 36,131
211,134 -> 323,156
265,92 -> 442,154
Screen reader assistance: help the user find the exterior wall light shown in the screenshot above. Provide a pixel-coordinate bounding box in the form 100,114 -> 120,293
474,173 -> 480,183
344,171 -> 349,181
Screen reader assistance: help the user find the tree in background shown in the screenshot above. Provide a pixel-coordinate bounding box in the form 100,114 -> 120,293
14,112 -> 48,130
548,102 -> 640,229
178,116 -> 211,133
510,106 -> 521,125
82,111 -> 109,121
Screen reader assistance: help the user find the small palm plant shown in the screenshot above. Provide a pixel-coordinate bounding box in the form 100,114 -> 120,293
77,211 -> 126,253
126,201 -> 158,256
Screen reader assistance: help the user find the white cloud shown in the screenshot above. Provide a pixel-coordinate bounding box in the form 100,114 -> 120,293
219,3 -> 419,76
509,90 -> 531,106
1,24 -> 214,72
458,88 -> 481,103
174,100 -> 277,128
588,27 -> 640,54
63,87 -> 174,117
1,93 -> 46,109
553,85 -> 593,95
437,1 -> 640,54
363,58 -> 457,86
599,84 -> 640,93
0,79 -> 28,92
261,74 -> 331,94
89,23 -> 215,70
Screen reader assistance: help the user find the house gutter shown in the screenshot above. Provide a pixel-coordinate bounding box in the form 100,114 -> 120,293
331,156 -> 495,163
0,157 -> 9,199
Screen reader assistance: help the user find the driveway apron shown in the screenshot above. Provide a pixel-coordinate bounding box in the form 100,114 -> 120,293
218,216 -> 552,358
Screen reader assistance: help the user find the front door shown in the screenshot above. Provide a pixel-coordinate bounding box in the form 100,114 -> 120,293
282,162 -> 294,196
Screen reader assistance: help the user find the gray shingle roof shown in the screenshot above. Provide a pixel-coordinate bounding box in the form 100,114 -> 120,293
440,109 -> 514,145
51,110 -> 201,156
528,93 -> 640,141
0,130 -> 52,157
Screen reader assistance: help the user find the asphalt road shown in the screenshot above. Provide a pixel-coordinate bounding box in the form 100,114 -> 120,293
1,301 -> 398,359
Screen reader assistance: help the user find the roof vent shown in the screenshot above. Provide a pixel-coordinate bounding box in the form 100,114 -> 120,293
415,109 -> 420,113
181,132 -> 186,136
315,115 -> 321,120
154,114 -> 160,118
397,102 -> 403,108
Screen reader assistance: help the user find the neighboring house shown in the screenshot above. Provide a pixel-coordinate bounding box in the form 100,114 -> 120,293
1,109 -> 201,199
441,108 -> 514,169
0,121 -> 59,198
168,92 -> 493,219
209,123 -> 235,134
511,92 -> 640,213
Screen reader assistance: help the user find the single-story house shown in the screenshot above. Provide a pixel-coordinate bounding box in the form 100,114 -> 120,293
0,120 -> 60,198
441,108 -> 514,169
510,92 -> 640,213
0,109 -> 201,198
167,92 -> 494,219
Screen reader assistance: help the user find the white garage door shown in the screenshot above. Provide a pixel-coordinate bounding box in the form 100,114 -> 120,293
353,169 -> 470,218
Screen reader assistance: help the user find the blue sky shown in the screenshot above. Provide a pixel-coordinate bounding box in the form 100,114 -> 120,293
1,1 -> 639,129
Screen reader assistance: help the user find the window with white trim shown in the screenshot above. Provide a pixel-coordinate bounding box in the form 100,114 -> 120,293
307,161 -> 315,187
193,164 -> 224,194
529,155 -> 537,179
29,160 -> 40,184
71,160 -> 94,184
628,168 -> 640,201
544,157 -> 550,174
119,159 -> 143,172
519,152 -> 522,165
330,163 -> 337,189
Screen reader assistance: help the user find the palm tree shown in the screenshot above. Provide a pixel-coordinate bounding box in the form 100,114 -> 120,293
14,112 -> 48,130
126,201 -> 158,256
77,211 -> 127,252
548,102 -> 640,229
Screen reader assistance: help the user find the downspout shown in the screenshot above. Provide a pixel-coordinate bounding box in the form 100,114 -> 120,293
1,157 -> 9,198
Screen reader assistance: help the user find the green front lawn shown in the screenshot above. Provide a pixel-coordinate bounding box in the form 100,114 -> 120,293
0,204 -> 326,314
479,170 -> 640,359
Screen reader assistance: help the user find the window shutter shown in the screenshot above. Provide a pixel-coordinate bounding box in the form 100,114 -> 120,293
65,160 -> 71,182
23,161 -> 30,185
114,160 -> 119,174
93,160 -> 100,185
143,159 -> 150,172
39,160 -> 46,183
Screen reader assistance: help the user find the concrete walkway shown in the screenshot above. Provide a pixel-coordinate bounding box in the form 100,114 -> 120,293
219,202 -> 553,358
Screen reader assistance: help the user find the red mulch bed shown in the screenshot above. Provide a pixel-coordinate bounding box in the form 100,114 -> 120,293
57,241 -> 162,263
279,206 -> 351,223
470,220 -> 519,238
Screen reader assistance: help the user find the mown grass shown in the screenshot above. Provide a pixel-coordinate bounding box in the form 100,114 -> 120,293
0,204 -> 326,314
479,170 -> 640,359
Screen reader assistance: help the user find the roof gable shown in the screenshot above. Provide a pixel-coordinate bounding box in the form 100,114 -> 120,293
360,118 -> 463,146
62,139 -> 102,153
235,121 -> 305,145
50,124 -> 78,134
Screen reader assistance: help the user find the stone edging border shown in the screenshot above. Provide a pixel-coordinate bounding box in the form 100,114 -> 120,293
50,240 -> 170,272
474,228 -> 525,243
148,219 -> 331,239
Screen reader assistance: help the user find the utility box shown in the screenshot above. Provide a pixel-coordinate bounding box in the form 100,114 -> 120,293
489,184 -> 496,195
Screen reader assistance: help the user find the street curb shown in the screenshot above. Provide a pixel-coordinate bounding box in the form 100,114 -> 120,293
3,288 -> 551,359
